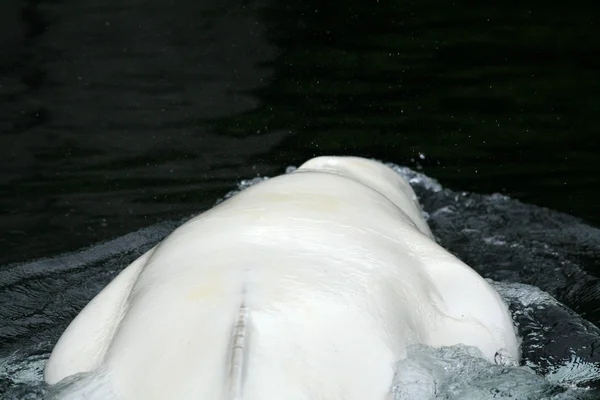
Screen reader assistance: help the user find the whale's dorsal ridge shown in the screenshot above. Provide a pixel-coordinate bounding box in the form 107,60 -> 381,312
228,296 -> 250,400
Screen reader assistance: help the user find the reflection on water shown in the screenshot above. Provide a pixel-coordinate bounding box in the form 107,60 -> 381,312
1,0 -> 600,266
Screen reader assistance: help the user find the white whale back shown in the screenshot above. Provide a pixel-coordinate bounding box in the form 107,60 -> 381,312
44,156 -> 519,400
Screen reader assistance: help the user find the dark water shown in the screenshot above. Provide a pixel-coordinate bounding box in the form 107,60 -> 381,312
1,0 -> 600,397
2,0 -> 599,267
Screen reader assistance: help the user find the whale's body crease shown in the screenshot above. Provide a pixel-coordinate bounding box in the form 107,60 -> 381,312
228,293 -> 250,400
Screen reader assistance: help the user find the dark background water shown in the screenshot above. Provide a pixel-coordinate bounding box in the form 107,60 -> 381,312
1,0 -> 599,267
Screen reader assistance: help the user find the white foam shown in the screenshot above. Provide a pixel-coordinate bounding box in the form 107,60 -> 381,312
392,344 -> 599,400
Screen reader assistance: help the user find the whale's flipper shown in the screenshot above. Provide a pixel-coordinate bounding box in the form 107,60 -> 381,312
417,243 -> 521,361
44,248 -> 155,384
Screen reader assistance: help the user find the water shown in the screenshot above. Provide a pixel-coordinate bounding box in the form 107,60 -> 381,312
2,0 -> 599,266
2,0 -> 600,398
2,165 -> 600,398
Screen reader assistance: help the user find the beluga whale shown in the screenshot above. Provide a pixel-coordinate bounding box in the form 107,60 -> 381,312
44,156 -> 520,400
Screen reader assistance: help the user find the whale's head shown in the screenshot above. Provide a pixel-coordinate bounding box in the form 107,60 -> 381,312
296,156 -> 433,238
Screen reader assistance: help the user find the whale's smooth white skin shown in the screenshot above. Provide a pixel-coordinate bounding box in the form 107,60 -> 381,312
44,156 -> 520,400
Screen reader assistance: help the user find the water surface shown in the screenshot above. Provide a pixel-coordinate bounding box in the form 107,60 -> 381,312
2,0 -> 599,265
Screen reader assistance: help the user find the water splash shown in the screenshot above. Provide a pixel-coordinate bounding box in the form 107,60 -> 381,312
392,344 -> 599,400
